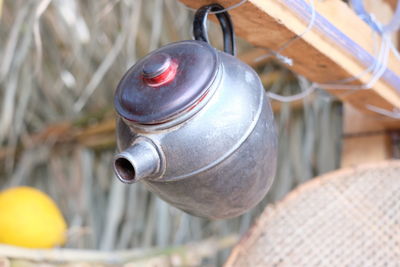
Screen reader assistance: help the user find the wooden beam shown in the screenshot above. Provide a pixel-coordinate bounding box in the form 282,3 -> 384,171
364,0 -> 398,47
341,134 -> 391,167
341,104 -> 393,167
180,0 -> 400,118
383,0 -> 398,10
382,0 -> 400,49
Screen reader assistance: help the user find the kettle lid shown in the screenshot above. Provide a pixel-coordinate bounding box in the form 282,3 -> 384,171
114,40 -> 219,124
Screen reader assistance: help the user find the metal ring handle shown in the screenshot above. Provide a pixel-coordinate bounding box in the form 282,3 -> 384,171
193,3 -> 236,56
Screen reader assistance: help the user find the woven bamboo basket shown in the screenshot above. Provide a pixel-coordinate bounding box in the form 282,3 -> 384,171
226,160 -> 400,267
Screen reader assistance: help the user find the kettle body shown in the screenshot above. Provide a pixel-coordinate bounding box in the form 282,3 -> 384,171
113,4 -> 277,219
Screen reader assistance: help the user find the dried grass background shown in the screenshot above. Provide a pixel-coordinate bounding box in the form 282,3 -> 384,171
0,0 -> 342,265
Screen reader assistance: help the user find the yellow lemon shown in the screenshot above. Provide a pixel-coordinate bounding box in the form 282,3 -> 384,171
0,186 -> 67,248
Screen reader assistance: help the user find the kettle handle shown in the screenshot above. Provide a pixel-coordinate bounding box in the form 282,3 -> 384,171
193,4 -> 236,56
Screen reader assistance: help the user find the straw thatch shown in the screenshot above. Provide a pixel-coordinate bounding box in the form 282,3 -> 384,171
0,0 -> 342,265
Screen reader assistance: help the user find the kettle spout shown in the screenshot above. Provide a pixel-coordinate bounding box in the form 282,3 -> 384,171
113,139 -> 162,183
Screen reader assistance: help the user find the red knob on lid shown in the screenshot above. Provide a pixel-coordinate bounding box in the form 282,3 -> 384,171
142,53 -> 177,87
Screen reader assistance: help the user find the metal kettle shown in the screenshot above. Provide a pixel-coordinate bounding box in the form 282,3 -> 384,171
113,4 -> 277,219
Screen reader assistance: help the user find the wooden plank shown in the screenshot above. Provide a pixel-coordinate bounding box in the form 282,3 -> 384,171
384,0 -> 398,10
179,0 -> 400,118
382,0 -> 400,49
341,134 -> 391,167
341,104 -> 393,167
364,0 -> 398,47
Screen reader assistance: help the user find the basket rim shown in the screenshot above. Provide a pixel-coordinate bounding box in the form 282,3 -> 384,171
225,159 -> 400,267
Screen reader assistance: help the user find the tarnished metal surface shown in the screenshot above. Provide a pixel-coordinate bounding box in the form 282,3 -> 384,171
114,44 -> 277,219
